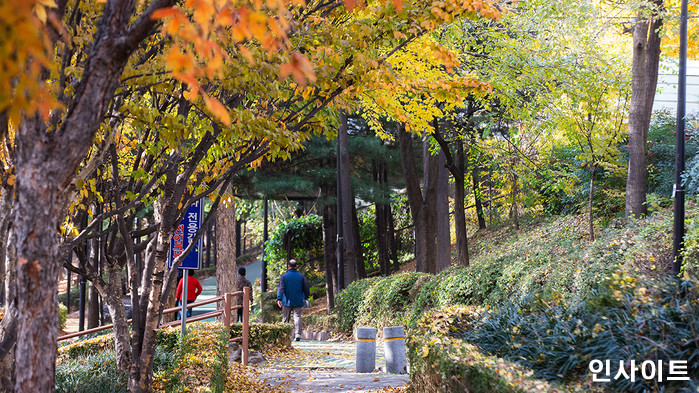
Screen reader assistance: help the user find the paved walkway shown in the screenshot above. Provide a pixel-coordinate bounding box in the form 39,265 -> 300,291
259,340 -> 409,392
195,262 -> 409,392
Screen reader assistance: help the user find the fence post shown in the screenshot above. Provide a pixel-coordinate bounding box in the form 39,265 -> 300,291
223,293 -> 231,329
242,286 -> 250,366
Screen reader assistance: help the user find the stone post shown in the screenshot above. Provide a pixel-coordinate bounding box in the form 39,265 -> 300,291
383,326 -> 407,374
355,327 -> 377,373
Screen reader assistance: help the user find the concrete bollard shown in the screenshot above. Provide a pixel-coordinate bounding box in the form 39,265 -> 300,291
383,326 -> 407,374
355,327 -> 377,373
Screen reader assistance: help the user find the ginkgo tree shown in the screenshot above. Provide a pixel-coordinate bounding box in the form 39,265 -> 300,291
0,0 -> 514,392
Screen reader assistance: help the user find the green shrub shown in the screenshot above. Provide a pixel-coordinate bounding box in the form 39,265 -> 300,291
334,277 -> 380,333
229,322 -> 292,350
408,263 -> 506,328
59,303 -> 68,330
155,323 -> 230,392
257,291 -> 282,324
264,214 -> 323,283
356,272 -> 429,329
59,333 -> 115,359
155,329 -> 179,353
310,286 -> 325,299
58,286 -> 81,311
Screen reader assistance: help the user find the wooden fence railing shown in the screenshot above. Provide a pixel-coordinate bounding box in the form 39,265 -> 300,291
58,287 -> 251,365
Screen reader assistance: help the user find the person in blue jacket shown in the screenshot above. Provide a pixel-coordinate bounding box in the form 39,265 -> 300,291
277,259 -> 310,341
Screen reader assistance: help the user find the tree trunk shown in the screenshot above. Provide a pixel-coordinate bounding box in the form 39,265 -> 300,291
436,148 -> 451,272
104,263 -> 131,373
589,165 -> 597,241
0,205 -> 16,392
422,139 -> 439,274
398,126 -> 439,274
1,187 -> 14,307
338,112 -> 356,284
472,163 -> 487,230
128,198 -> 179,393
235,219 -> 242,258
373,160 -> 389,276
321,201 -> 337,310
432,129 -> 469,267
0,303 -> 17,393
387,206 -> 400,273
14,117 -> 65,392
217,200 -> 237,313
511,172 -> 520,230
351,201 -> 366,279
12,2 -> 175,388
626,2 -> 663,219
454,140 -> 470,266
375,200 -> 388,276
87,238 -> 100,328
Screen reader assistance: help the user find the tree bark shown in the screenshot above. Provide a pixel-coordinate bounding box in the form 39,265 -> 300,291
351,201 -> 366,279
589,165 -> 597,241
128,200 -> 179,393
433,130 -> 469,267
0,303 -> 17,393
422,138 -> 439,274
104,263 -> 131,374
436,147 -> 451,272
511,171 -> 520,230
373,160 -> 389,276
387,206 -> 400,273
217,199 -> 237,315
338,112 -> 356,284
398,126 -> 439,274
454,139 -> 470,266
625,1 -> 663,219
88,282 -> 100,329
14,115 -> 68,392
1,187 -> 14,307
375,200 -> 388,276
472,162 -> 487,230
12,1 -> 176,389
0,205 -> 16,392
321,201 -> 337,310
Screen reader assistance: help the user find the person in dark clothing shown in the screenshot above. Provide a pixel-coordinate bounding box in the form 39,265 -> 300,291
236,267 -> 253,322
276,259 -> 310,341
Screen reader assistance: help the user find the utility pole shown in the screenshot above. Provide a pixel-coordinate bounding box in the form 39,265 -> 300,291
672,0 -> 688,276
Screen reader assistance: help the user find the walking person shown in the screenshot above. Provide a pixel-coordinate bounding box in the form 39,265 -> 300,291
236,267 -> 253,322
176,270 -> 203,319
277,259 -> 310,341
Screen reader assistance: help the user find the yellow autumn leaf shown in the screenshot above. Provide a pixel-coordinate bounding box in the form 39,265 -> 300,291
248,12 -> 268,41
38,0 -> 57,7
205,97 -> 231,126
35,4 -> 47,23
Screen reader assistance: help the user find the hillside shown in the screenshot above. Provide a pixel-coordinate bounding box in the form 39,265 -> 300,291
331,201 -> 699,392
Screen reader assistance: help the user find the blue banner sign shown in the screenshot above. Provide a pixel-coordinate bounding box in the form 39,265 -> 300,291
168,199 -> 203,270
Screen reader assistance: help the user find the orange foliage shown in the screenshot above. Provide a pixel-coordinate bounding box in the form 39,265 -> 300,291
0,0 -> 61,124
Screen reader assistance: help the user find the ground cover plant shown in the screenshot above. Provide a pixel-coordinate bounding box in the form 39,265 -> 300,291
333,201 -> 699,391
458,277 -> 699,392
55,321 -> 291,392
